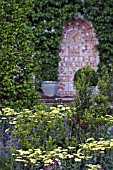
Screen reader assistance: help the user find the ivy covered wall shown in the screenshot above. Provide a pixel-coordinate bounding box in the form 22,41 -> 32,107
84,0 -> 113,73
30,0 -> 113,81
0,0 -> 113,109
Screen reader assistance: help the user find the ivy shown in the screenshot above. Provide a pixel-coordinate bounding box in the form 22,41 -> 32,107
1,0 -> 113,107
0,0 -> 39,111
28,0 -> 113,82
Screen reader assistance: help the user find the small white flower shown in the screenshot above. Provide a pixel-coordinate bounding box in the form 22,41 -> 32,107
45,29 -> 49,33
51,27 -> 55,32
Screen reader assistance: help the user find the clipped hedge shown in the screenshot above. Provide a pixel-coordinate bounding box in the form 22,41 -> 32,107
0,0 -> 39,111
74,65 -> 98,87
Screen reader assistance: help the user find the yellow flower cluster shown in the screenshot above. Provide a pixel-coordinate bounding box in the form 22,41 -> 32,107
86,164 -> 101,170
14,137 -> 112,169
2,107 -> 113,170
14,146 -> 86,166
80,138 -> 113,151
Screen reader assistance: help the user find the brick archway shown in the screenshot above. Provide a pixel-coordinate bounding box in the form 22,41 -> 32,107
58,18 -> 99,96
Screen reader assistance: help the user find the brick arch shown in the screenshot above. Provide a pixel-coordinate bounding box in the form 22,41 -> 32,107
58,18 -> 99,96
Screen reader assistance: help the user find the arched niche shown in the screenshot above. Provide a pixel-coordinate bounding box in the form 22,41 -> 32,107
58,18 -> 99,96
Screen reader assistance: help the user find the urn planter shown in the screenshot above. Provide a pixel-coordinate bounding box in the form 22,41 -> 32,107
42,81 -> 58,97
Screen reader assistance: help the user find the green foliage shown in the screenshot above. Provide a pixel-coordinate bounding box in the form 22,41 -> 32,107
0,0 -> 113,169
84,0 -> 113,74
79,138 -> 113,170
1,0 -> 113,104
74,64 -> 98,87
69,65 -> 111,149
1,106 -> 69,151
72,65 -> 98,114
28,0 -> 113,82
0,0 -> 40,111
89,65 -> 111,116
73,64 -> 110,113
1,106 -> 113,169
29,0 -> 82,81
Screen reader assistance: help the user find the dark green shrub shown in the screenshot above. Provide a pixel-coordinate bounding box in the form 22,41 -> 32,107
74,65 -> 98,87
69,65 -> 111,147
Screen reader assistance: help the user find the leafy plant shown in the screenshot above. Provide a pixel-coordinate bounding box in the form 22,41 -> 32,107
0,102 -> 113,170
68,64 -> 111,149
74,64 -> 98,87
27,0 -> 113,83
0,0 -> 40,111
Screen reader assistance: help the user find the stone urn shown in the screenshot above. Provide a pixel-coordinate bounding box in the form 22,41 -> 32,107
42,81 -> 58,97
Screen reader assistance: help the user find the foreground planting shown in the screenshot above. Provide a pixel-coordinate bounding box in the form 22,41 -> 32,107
0,103 -> 113,170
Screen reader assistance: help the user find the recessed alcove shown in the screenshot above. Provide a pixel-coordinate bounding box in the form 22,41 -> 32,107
58,18 -> 99,96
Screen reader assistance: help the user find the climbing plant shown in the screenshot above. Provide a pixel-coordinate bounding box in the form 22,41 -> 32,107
0,0 -> 39,111
1,0 -> 113,109
29,0 -> 82,81
84,0 -> 113,73
29,0 -> 113,82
